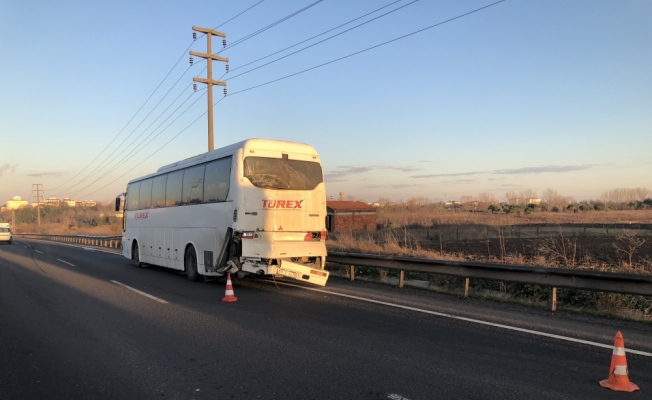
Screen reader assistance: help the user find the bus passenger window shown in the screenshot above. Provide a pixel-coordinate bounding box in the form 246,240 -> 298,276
139,179 -> 153,209
182,165 -> 205,205
165,170 -> 184,206
152,174 -> 167,208
126,182 -> 140,210
203,157 -> 231,203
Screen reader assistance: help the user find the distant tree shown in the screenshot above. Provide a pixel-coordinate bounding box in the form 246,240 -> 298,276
477,192 -> 497,205
522,189 -> 538,199
635,187 -> 650,201
504,191 -> 518,203
488,204 -> 501,214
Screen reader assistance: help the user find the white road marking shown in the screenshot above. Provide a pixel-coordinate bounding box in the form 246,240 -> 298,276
23,245 -> 28,248
57,259 -> 75,267
34,250 -> 43,254
276,281 -> 652,357
110,280 -> 168,304
82,247 -> 95,251
388,394 -> 411,400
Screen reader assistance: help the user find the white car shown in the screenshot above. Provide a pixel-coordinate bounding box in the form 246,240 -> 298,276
0,224 -> 11,244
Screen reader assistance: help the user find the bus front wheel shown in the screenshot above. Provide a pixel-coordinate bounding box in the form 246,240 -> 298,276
185,246 -> 202,282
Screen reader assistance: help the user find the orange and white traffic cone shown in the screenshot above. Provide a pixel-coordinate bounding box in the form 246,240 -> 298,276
599,331 -> 639,392
222,273 -> 238,303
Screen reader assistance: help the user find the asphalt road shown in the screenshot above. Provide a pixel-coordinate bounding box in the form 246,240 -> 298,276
1,239 -> 651,400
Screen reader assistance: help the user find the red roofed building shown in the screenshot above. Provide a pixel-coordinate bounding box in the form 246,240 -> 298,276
326,201 -> 377,232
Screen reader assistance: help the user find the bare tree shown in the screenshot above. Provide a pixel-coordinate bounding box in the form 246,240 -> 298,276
613,230 -> 646,267
504,191 -> 518,203
522,189 -> 538,199
477,192 -> 497,205
539,229 -> 578,267
635,187 -> 650,201
542,188 -> 565,208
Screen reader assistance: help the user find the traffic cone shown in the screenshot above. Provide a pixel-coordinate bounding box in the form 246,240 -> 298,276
222,273 -> 238,303
599,331 -> 639,392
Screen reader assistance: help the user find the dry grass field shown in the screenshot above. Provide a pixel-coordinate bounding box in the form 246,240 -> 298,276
377,208 -> 652,227
327,208 -> 652,321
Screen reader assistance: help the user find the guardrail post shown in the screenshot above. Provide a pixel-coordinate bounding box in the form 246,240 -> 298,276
350,265 -> 355,281
464,278 -> 470,298
551,287 -> 557,311
399,271 -> 404,288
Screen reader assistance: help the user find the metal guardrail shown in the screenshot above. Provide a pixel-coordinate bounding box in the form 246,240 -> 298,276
15,233 -> 122,249
327,252 -> 652,311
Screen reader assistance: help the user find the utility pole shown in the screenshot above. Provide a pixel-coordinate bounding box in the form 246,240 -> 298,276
32,184 -> 43,233
190,26 -> 229,152
11,209 -> 15,232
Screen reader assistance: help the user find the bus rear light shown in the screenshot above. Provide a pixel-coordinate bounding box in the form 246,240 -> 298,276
304,233 -> 313,241
310,269 -> 327,277
321,231 -> 327,240
241,231 -> 254,239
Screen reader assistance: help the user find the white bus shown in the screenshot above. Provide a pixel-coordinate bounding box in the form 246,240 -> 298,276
115,138 -> 329,286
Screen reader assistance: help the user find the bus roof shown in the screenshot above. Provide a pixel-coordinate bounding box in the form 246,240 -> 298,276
127,138 -> 319,185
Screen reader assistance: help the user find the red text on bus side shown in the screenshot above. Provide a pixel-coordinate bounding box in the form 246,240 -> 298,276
135,211 -> 149,219
262,200 -> 303,209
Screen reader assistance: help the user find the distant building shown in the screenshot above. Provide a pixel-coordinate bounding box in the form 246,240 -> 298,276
44,197 -> 60,206
527,198 -> 541,205
61,198 -> 77,207
508,198 -> 522,205
6,196 -> 28,210
84,200 -> 97,207
326,201 -> 377,232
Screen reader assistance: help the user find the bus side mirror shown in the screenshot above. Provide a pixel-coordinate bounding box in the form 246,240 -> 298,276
115,197 -> 121,212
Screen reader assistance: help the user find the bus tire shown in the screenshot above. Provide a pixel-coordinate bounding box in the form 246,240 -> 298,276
132,240 -> 145,268
185,246 -> 202,282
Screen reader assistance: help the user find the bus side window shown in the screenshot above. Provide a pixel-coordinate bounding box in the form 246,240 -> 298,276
182,165 -> 205,205
126,182 -> 140,210
152,174 -> 167,208
139,179 -> 153,209
203,156 -> 232,203
165,170 -> 184,206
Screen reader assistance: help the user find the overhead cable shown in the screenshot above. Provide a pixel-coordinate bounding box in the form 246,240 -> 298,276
226,0 -> 419,80
228,0 -> 507,96
52,0 -> 266,191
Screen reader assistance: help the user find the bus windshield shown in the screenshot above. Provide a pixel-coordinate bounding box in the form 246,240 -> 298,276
244,156 -> 323,190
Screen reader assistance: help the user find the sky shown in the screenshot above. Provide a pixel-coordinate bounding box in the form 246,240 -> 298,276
1,0 -> 650,204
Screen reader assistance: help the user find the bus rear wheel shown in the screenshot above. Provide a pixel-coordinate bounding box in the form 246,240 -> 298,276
185,246 -> 202,282
132,241 -> 144,268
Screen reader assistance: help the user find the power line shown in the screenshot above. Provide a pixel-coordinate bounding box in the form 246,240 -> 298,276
221,0 -> 325,52
51,65 -> 195,195
225,0 -> 420,81
52,0 -> 266,191
77,97 -> 225,200
227,0 -> 402,74
70,91 -> 210,199
78,0 -> 507,199
228,0 -> 507,97
214,0 -> 267,30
